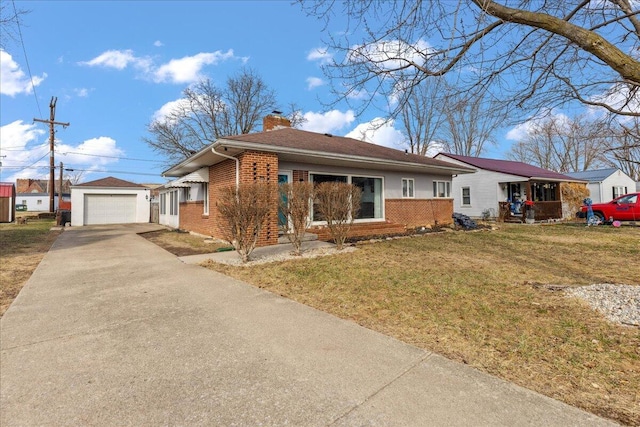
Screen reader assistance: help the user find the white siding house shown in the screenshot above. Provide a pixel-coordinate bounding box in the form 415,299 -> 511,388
434,153 -> 586,220
564,169 -> 637,203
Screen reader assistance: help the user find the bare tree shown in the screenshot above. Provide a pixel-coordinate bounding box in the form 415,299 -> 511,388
507,115 -> 606,172
64,170 -> 86,185
603,119 -> 640,180
145,68 -> 295,166
440,87 -> 506,156
217,182 -> 276,263
0,2 -> 29,51
314,182 -> 361,250
398,79 -> 447,155
278,181 -> 314,255
301,1 -> 640,118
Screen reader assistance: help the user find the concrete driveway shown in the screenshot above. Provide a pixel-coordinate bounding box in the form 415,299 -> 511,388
1,225 -> 616,426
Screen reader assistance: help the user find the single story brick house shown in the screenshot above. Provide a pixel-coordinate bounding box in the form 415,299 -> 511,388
160,114 -> 475,246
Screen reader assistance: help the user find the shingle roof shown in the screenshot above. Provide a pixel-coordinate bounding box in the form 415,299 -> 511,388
222,127 -> 467,170
436,153 -> 583,181
564,168 -> 618,182
74,176 -> 144,188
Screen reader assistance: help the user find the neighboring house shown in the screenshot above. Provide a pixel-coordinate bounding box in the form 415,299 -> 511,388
434,153 -> 586,221
160,114 -> 474,246
0,182 -> 16,223
71,177 -> 150,226
15,178 -> 71,211
565,168 -> 636,203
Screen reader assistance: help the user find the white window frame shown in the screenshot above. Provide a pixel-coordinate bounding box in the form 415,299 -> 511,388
309,171 -> 385,224
612,186 -> 627,199
402,178 -> 415,198
202,183 -> 209,215
433,181 -> 451,198
461,186 -> 471,206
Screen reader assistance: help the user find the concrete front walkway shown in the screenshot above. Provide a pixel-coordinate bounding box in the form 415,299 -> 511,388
1,225 -> 616,426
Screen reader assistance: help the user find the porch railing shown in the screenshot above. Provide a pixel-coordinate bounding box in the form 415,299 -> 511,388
498,200 -> 563,222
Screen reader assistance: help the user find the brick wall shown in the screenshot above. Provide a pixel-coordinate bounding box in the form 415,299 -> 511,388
238,151 -> 279,246
385,198 -> 453,228
179,201 -> 207,235
292,170 -> 309,182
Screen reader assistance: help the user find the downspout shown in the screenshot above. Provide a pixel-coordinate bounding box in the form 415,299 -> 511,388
211,145 -> 239,188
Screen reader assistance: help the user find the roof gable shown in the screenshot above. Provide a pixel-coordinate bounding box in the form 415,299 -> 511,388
436,153 -> 582,181
75,176 -> 144,188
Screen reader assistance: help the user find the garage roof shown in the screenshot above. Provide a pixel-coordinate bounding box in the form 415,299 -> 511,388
73,176 -> 145,188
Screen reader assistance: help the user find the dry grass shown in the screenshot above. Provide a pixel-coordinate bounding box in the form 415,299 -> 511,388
140,229 -> 228,256
0,219 -> 61,316
202,223 -> 640,425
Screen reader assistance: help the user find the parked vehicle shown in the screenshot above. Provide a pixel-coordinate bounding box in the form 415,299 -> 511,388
580,192 -> 640,222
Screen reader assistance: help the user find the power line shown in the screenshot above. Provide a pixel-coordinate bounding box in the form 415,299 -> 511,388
12,0 -> 42,118
61,151 -> 165,163
64,168 -> 161,177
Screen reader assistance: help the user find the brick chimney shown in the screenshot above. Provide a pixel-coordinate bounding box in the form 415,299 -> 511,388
263,112 -> 291,131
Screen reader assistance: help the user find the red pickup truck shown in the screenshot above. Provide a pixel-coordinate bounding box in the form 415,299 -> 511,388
581,192 -> 640,222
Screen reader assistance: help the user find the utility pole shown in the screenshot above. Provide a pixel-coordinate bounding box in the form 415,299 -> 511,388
34,97 -> 69,213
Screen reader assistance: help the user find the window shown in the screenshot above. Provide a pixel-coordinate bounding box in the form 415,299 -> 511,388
613,186 -> 627,199
402,178 -> 414,198
21,200 -> 26,205
160,193 -> 166,215
37,199 -> 42,205
310,173 -> 383,221
433,181 -> 451,198
461,187 -> 471,206
169,190 -> 178,215
202,183 -> 209,215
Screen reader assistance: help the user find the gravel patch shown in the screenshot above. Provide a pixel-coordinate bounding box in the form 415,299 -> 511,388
565,284 -> 640,327
213,246 -> 357,266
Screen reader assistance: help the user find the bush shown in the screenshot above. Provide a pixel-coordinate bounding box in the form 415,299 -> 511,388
314,182 -> 361,250
278,181 -> 314,256
217,182 -> 276,262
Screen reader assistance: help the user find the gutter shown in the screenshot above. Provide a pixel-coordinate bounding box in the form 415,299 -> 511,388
211,145 -> 239,188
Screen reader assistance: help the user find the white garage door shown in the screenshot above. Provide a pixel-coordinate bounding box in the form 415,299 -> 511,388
84,194 -> 137,225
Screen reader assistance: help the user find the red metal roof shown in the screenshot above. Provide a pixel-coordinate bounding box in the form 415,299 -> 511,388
0,183 -> 15,198
436,153 -> 585,181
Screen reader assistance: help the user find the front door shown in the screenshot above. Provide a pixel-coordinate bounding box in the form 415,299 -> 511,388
277,172 -> 292,228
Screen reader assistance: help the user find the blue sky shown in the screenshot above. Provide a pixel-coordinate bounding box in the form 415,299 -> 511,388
1,0 -> 522,185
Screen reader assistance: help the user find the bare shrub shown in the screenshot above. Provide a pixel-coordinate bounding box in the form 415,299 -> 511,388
314,182 -> 361,250
217,182 -> 276,262
278,181 -> 314,256
561,182 -> 590,218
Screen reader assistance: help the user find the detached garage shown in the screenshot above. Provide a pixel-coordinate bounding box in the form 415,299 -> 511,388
71,177 -> 150,226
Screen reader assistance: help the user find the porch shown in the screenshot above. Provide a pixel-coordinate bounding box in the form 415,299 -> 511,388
499,200 -> 563,223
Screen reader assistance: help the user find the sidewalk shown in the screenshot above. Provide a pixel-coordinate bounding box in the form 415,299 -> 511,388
1,224 -> 616,426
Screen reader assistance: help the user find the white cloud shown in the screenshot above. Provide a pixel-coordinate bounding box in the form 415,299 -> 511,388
0,121 -> 124,182
153,51 -> 235,83
307,48 -> 332,64
154,40 -> 164,47
505,109 -> 570,141
80,49 -> 145,70
300,110 -> 355,133
0,50 -> 46,96
589,83 -> 640,117
306,76 -> 324,90
152,98 -> 191,122
80,48 -> 239,84
345,118 -> 406,149
74,88 -> 90,97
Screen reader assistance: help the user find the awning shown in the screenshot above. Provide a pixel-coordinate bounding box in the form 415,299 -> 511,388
163,167 -> 209,188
